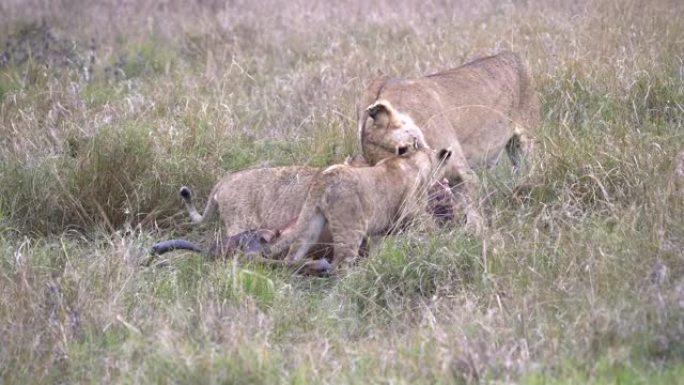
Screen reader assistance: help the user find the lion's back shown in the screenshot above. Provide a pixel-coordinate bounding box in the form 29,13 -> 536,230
215,166 -> 319,231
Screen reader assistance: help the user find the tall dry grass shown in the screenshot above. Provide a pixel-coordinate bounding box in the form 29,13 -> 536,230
1,0 -> 683,383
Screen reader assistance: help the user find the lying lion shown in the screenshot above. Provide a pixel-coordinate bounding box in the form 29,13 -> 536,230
261,140 -> 452,274
357,51 -> 540,232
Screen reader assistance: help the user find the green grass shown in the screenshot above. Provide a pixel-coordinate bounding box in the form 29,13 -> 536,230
520,361 -> 684,385
1,0 -> 683,383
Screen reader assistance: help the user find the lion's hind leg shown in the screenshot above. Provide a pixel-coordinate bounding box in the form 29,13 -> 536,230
444,143 -> 484,235
506,126 -> 536,174
285,212 -> 326,262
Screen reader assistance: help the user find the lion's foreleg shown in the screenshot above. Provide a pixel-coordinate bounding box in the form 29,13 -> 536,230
445,147 -> 484,235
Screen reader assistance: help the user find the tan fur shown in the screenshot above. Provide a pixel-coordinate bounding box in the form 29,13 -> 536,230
179,157 -> 453,263
265,143 -> 452,273
357,51 -> 540,233
179,166 -> 323,247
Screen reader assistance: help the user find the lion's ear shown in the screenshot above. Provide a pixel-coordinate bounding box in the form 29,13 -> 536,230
366,100 -> 396,128
366,101 -> 389,120
438,148 -> 452,162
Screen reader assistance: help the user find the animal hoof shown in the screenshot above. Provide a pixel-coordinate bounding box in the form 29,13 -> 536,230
306,259 -> 333,276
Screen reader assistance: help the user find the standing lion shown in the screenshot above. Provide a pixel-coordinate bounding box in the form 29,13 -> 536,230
357,51 -> 540,232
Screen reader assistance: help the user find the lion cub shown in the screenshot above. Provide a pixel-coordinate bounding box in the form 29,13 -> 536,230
263,141 -> 452,273
180,166 -> 319,237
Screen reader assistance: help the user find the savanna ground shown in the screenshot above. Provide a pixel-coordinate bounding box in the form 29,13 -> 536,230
1,0 -> 683,383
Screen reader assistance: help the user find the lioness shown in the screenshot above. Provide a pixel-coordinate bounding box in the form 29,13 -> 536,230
262,140 -> 452,274
357,51 -> 540,232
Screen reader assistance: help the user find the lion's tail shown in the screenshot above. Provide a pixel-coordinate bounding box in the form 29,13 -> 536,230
179,186 -> 218,224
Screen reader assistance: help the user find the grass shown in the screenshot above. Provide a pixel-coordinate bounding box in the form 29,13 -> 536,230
1,0 -> 683,383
